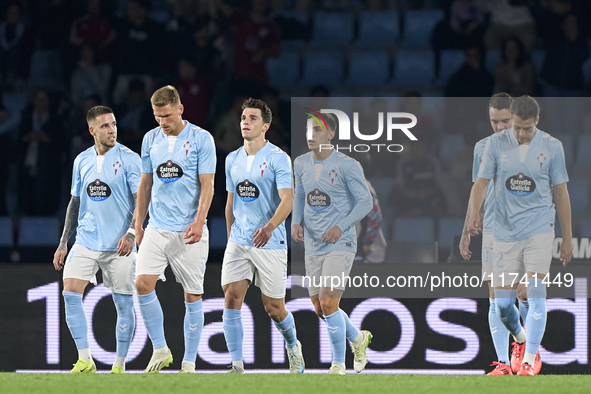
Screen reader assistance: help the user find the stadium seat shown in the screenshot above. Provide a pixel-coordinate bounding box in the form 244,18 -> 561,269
310,12 -> 354,46
439,50 -> 465,83
29,50 -> 64,89
208,217 -> 227,249
149,10 -> 169,23
568,177 -> 590,215
437,217 -> 465,249
2,92 -> 27,112
552,133 -> 574,167
391,50 -> 434,86
439,134 -> 465,170
356,11 -> 399,47
385,241 -> 438,263
301,48 -> 345,86
280,11 -> 308,25
367,177 -> 395,207
584,56 -> 591,85
485,50 -> 502,73
346,50 -> 390,86
0,217 -> 12,247
18,217 -> 60,246
581,220 -> 591,237
267,50 -> 300,87
531,50 -> 545,74
402,10 -> 444,48
573,134 -> 591,171
392,217 -> 435,242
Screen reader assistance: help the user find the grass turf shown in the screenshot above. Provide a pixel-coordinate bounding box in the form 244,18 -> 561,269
1,373 -> 591,394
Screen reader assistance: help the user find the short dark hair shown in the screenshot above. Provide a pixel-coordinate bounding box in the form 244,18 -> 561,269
511,95 -> 539,120
86,105 -> 114,125
242,97 -> 272,124
490,92 -> 513,110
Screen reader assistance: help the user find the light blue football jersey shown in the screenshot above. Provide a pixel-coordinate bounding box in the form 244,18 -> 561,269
71,143 -> 141,251
141,121 -> 216,231
292,151 -> 373,255
472,136 -> 495,234
478,128 -> 569,242
225,141 -> 291,249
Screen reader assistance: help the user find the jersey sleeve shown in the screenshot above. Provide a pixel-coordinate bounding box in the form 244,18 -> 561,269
550,140 -> 569,185
274,152 -> 292,190
478,137 -> 496,180
125,151 -> 142,194
292,157 -> 305,226
225,153 -> 234,193
70,156 -> 82,197
336,160 -> 373,232
141,133 -> 152,174
197,131 -> 216,175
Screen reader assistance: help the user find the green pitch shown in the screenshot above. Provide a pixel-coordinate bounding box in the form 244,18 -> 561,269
1,373 -> 590,394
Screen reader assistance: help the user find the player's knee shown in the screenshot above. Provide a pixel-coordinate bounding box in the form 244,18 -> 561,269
319,299 -> 338,316
264,303 -> 283,321
135,277 -> 154,295
224,287 -> 244,309
314,306 -> 324,319
494,296 -> 514,317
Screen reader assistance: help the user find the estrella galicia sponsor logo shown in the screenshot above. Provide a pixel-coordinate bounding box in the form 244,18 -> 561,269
307,188 -> 331,211
157,160 -> 183,183
87,179 -> 111,201
237,179 -> 259,202
506,173 -> 536,196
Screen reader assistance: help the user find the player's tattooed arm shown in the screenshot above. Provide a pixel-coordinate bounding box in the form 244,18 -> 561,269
117,193 -> 137,257
53,196 -> 80,270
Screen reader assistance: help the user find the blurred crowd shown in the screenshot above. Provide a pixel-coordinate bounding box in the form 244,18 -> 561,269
0,0 -> 590,225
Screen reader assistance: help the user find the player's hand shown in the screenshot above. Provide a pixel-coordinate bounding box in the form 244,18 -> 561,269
253,224 -> 273,248
322,226 -> 343,244
291,224 -> 304,242
467,214 -> 481,235
185,221 -> 204,244
459,232 -> 472,260
560,237 -> 573,266
53,244 -> 68,271
117,231 -> 135,256
135,225 -> 145,246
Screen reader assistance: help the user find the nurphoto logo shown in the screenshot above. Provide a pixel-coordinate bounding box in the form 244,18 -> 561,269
304,107 -> 418,153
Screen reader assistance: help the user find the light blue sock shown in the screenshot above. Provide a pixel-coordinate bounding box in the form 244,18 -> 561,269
340,309 -> 360,342
63,291 -> 89,350
112,293 -> 135,358
525,278 -> 547,356
494,289 -> 522,337
489,298 -> 510,364
223,309 -> 243,361
518,299 -> 529,324
183,299 -> 204,363
325,310 -> 346,364
274,311 -> 298,348
138,291 -> 167,349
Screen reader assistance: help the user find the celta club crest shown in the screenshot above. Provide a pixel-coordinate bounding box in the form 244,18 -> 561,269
329,169 -> 337,185
113,161 -> 121,175
537,153 -> 546,169
183,141 -> 192,156
260,162 -> 267,176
